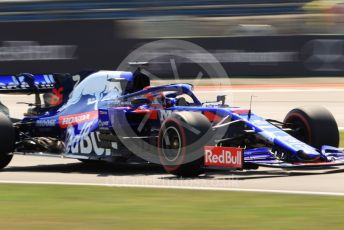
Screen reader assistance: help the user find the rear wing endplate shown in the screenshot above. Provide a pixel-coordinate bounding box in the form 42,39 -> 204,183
0,74 -> 55,94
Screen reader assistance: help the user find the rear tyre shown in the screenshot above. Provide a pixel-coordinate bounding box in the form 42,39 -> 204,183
158,111 -> 213,177
284,106 -> 339,149
0,113 -> 14,169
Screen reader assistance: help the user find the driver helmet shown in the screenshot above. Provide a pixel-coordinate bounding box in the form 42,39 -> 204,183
43,92 -> 60,107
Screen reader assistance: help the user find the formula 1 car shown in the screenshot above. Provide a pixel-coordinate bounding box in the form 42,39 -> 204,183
0,67 -> 343,177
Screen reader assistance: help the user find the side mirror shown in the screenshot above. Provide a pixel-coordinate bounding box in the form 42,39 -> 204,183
217,95 -> 226,106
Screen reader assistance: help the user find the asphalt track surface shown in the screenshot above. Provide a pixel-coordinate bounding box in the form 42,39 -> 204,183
1,78 -> 344,195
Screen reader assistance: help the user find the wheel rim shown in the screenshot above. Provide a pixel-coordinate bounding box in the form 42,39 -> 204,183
161,126 -> 182,162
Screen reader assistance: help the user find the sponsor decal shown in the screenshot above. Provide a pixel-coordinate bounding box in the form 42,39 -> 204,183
98,120 -> 110,127
58,111 -> 98,128
204,146 -> 243,168
65,121 -> 117,155
36,119 -> 56,127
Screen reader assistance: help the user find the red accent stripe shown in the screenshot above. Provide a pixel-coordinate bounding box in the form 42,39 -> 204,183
232,109 -> 249,115
133,109 -> 158,120
203,111 -> 223,122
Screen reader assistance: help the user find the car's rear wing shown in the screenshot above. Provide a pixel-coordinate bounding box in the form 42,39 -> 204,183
0,74 -> 56,94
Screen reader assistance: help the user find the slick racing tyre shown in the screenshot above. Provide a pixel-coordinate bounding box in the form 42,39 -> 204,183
284,106 -> 339,149
158,111 -> 213,177
0,112 -> 15,169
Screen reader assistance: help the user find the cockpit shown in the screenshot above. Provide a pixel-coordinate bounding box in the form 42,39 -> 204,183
121,83 -> 201,110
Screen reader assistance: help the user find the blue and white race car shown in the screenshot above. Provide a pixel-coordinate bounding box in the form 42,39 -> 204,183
0,67 -> 343,177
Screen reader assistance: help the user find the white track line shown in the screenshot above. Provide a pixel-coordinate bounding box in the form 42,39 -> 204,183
0,180 -> 344,196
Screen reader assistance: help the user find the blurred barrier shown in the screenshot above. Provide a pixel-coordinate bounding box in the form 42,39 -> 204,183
0,19 -> 344,77
0,0 -> 309,21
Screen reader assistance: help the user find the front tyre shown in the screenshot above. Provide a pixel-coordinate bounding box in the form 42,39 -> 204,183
0,113 -> 14,169
284,106 -> 339,149
158,111 -> 213,177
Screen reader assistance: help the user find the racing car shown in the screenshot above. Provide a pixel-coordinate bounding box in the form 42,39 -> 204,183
0,67 -> 343,177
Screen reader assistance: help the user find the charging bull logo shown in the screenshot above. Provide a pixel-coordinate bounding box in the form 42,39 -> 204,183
58,71 -> 124,112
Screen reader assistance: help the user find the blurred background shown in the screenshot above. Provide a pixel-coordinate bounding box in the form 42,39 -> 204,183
0,0 -> 344,77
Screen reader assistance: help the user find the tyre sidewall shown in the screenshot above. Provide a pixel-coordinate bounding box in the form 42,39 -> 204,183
284,107 -> 339,149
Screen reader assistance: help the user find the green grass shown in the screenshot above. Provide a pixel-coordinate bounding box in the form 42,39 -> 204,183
340,131 -> 344,147
0,184 -> 344,230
